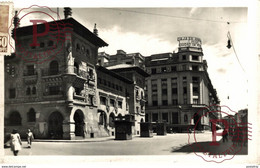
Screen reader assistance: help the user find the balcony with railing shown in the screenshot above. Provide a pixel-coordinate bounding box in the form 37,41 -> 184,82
23,70 -> 38,84
41,68 -> 62,76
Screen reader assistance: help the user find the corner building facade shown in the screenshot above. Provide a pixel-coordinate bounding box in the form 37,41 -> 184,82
4,18 -> 109,139
144,42 -> 220,132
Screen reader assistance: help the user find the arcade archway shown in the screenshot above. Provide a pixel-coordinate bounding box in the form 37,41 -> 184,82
48,111 -> 64,139
74,110 -> 85,137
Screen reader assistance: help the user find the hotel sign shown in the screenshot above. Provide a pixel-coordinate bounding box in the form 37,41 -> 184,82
177,37 -> 202,48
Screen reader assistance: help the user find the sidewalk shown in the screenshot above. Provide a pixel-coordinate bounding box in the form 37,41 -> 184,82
33,135 -> 143,143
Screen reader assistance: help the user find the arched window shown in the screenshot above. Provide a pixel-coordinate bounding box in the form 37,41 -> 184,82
26,87 -> 31,95
49,60 -> 59,75
27,108 -> 36,122
184,114 -> 188,123
32,86 -> 36,95
9,111 -> 22,126
109,113 -> 115,128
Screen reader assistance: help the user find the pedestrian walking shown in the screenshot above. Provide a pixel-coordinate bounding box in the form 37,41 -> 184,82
10,129 -> 22,156
222,128 -> 228,142
26,129 -> 34,148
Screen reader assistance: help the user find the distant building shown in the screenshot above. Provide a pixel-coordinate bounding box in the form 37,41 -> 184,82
99,50 -> 149,135
144,37 -> 220,132
96,65 -> 133,136
99,37 -> 221,132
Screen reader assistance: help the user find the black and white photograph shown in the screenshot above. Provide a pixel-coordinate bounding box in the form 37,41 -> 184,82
0,0 -> 259,167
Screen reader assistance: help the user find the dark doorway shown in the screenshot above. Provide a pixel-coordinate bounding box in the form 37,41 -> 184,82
48,112 -> 64,139
74,110 -> 85,136
172,112 -> 179,124
193,112 -> 202,131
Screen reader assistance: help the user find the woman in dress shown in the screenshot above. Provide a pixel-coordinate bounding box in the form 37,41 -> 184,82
10,129 -> 22,156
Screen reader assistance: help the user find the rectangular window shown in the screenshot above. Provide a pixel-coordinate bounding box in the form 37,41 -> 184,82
172,112 -> 179,124
192,65 -> 199,71
162,89 -> 167,95
118,101 -> 122,108
184,99 -> 187,104
192,55 -> 199,61
9,88 -> 16,99
161,78 -> 167,86
151,68 -> 157,74
89,69 -> 94,79
192,77 -> 199,83
152,113 -> 158,122
162,113 -> 168,123
193,87 -> 199,94
100,96 -> 106,105
171,66 -> 177,71
193,99 -> 199,104
182,55 -> 186,60
26,65 -> 35,76
151,79 -> 157,92
183,76 -> 187,82
182,65 -> 186,71
172,99 -> 178,105
107,81 -> 111,87
183,87 -> 187,94
161,67 -> 167,73
171,77 -> 177,86
172,88 -> 178,94
162,100 -> 168,106
152,101 -> 158,106
110,99 -> 115,107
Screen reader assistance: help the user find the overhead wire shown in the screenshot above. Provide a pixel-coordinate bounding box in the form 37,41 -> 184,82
107,8 -> 247,24
227,31 -> 246,74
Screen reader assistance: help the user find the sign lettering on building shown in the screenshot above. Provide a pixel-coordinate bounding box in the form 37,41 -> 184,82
177,37 -> 202,48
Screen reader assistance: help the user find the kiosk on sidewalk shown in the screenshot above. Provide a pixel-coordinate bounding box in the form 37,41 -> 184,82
114,114 -> 134,140
156,122 -> 167,135
140,122 -> 153,137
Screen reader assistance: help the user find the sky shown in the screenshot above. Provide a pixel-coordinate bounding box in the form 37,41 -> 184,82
14,6 -> 252,113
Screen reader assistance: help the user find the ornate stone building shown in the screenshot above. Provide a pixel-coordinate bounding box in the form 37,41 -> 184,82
4,15 -> 110,139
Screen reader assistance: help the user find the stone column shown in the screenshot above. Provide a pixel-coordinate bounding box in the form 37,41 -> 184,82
62,108 -> 75,140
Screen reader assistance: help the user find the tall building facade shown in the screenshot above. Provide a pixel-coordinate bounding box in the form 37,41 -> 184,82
144,37 -> 220,132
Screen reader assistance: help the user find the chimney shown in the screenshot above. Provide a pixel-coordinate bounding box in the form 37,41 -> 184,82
64,7 -> 72,19
12,11 -> 19,38
93,23 -> 98,36
13,11 -> 20,28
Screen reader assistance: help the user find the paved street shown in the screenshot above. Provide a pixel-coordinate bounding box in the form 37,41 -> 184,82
4,131 -> 247,156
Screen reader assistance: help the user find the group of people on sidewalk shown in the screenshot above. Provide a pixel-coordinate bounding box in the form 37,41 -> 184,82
10,129 -> 34,156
